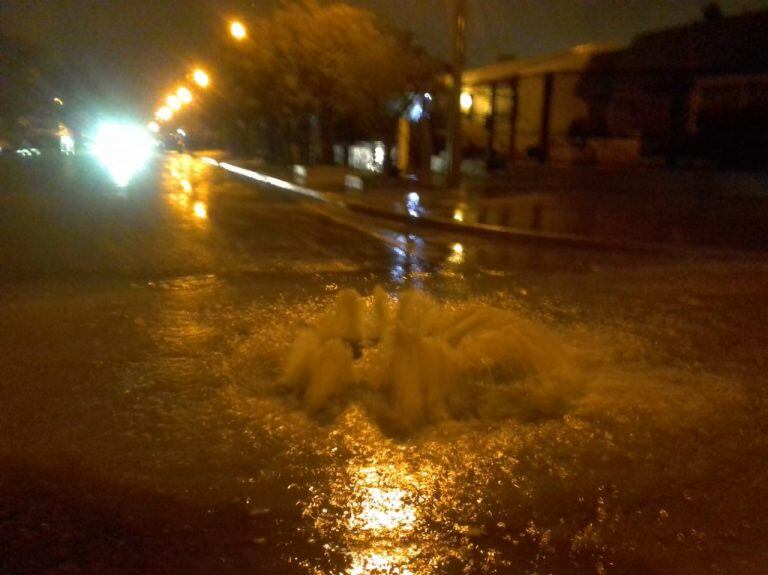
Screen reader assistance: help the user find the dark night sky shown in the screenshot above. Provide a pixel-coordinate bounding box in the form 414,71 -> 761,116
2,0 -> 767,117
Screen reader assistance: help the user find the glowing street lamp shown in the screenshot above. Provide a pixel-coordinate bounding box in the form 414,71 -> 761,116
230,20 -> 247,41
156,106 -> 173,121
193,69 -> 210,88
166,94 -> 182,111
176,86 -> 192,104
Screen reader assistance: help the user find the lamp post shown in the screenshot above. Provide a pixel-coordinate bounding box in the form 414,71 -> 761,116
446,0 -> 467,188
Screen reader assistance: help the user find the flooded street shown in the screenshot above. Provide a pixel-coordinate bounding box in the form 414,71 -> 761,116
1,154 -> 767,574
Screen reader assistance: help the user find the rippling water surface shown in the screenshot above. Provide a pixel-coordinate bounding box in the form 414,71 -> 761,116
1,155 -> 767,574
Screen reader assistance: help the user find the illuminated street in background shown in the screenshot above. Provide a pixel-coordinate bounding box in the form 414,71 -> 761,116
1,153 -> 767,574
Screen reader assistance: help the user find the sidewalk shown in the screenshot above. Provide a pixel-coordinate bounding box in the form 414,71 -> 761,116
197,151 -> 768,253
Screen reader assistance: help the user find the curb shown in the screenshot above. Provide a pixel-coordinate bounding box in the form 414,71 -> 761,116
341,200 -> 669,254
199,155 -> 696,255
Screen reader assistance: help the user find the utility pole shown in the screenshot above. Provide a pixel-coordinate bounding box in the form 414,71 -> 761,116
446,0 -> 467,188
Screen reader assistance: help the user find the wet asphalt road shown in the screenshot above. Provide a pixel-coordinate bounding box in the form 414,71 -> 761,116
1,153 -> 768,574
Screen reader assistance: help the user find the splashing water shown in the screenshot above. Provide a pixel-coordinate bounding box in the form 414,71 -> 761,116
283,287 -> 591,429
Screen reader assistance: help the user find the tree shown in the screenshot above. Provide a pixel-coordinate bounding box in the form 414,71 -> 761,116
0,35 -> 45,138
218,0 -> 438,163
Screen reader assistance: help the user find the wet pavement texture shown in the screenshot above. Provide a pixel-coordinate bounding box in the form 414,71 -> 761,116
1,154 -> 768,574
258,162 -> 768,251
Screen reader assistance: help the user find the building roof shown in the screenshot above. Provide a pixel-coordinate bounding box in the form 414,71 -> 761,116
463,43 -> 622,86
463,9 -> 768,86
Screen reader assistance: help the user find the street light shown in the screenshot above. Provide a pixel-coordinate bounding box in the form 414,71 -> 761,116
156,106 -> 173,121
193,69 -> 210,88
230,20 -> 247,41
166,94 -> 182,111
176,86 -> 193,104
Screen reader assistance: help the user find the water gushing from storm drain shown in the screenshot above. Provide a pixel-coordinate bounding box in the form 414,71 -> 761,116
283,287 -> 587,428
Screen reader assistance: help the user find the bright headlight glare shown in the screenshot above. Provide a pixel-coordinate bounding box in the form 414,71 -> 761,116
93,122 -> 155,187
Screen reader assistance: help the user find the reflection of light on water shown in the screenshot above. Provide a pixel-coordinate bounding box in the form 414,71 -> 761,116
453,202 -> 470,223
447,242 -> 465,265
93,122 -> 154,187
348,466 -> 416,533
348,547 -> 416,575
298,409 -> 460,575
333,416 -> 438,575
345,461 -> 422,575
390,234 -> 427,286
165,155 -> 210,225
193,201 -> 207,219
406,192 -> 420,218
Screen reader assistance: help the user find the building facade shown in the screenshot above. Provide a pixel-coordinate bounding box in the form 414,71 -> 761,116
459,9 -> 768,168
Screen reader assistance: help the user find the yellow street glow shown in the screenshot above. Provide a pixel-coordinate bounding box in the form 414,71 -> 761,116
193,201 -> 208,219
193,69 -> 210,88
230,20 -> 247,40
176,87 -> 192,104
156,106 -> 173,121
460,92 -> 473,113
166,95 -> 181,110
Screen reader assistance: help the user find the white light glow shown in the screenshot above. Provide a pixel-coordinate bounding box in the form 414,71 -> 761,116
193,69 -> 210,88
147,121 -> 160,133
193,201 -> 208,219
156,106 -> 173,121
60,135 -> 75,155
93,122 -> 155,187
166,95 -> 181,111
230,21 -> 247,40
218,162 -> 326,202
406,192 -> 420,218
177,87 -> 192,104
374,144 -> 385,166
448,242 -> 465,264
460,91 -> 473,113
409,102 -> 423,122
176,128 -> 187,137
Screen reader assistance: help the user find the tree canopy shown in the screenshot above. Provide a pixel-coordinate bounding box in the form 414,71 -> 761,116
218,0 -> 438,161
